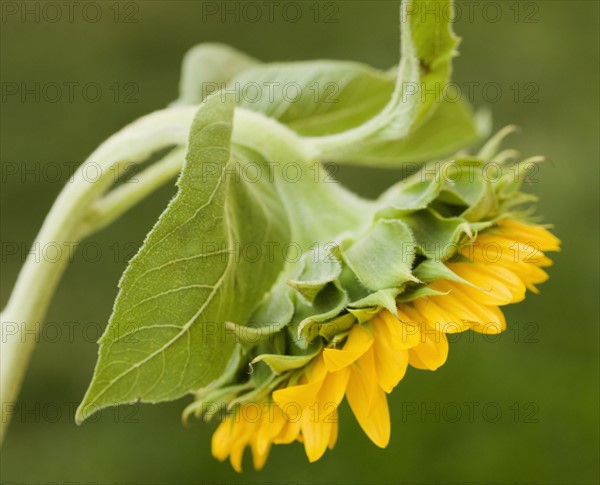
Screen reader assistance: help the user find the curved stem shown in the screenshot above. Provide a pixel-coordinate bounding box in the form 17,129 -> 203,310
0,107 -> 196,443
79,147 -> 186,239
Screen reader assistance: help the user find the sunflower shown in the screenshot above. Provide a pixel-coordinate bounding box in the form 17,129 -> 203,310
211,218 -> 560,470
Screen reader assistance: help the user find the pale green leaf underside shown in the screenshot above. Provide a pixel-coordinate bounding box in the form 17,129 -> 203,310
174,0 -> 476,168
329,99 -> 479,166
175,43 -> 258,105
231,61 -> 394,136
307,0 -> 460,159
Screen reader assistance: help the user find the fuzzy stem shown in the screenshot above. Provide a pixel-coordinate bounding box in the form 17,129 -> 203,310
0,107 -> 195,443
78,147 -> 186,239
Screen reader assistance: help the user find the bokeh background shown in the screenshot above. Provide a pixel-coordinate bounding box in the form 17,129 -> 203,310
1,1 -> 598,484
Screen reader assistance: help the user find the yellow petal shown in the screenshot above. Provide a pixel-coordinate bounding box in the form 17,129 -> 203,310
381,310 -> 421,349
273,419 -> 301,444
408,324 -> 448,371
346,348 -> 390,447
211,419 -> 233,461
301,408 -> 333,462
272,355 -> 327,410
307,352 -> 328,381
319,367 -> 351,406
364,385 -> 391,448
229,444 -> 245,473
328,411 -> 339,450
476,236 -> 554,272
429,282 -> 506,331
424,282 -> 478,329
497,261 -> 549,292
463,234 -> 548,268
227,417 -> 256,473
376,347 -> 408,393
449,262 -> 526,305
412,296 -> 469,334
370,317 -> 409,392
323,324 -> 373,372
346,349 -> 375,419
497,219 -> 560,252
272,379 -> 323,410
298,367 -> 348,462
470,305 -> 506,333
250,438 -> 271,471
254,404 -> 285,457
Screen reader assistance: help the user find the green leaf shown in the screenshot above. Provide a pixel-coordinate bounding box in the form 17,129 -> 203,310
173,2 -> 476,169
307,0 -> 460,161
288,252 -> 342,303
77,95 -> 293,422
476,125 -> 519,161
380,168 -> 443,212
296,283 -> 349,343
349,287 -> 402,316
431,158 -> 502,221
175,43 -> 258,105
413,258 -> 470,284
336,99 -> 480,167
228,369 -> 287,409
436,158 -> 487,207
340,219 -> 418,292
317,312 -> 357,340
408,0 -> 460,122
348,306 -> 383,324
397,285 -> 447,302
230,112 -> 375,247
181,344 -> 249,422
248,284 -> 294,330
402,208 -> 471,259
224,280 -> 296,347
251,345 -> 321,374
231,61 -> 394,136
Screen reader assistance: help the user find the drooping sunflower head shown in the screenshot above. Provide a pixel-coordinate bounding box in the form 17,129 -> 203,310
186,131 -> 560,472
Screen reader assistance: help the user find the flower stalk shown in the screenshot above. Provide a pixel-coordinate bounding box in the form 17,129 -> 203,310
0,107 -> 197,442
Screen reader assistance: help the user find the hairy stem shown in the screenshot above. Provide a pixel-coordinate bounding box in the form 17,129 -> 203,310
0,107 -> 195,442
79,147 -> 186,239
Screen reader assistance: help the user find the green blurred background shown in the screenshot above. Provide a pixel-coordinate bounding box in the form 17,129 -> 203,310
1,1 -> 598,484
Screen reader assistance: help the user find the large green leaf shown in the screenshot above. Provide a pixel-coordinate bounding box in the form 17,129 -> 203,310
306,0 -> 460,159
172,1 -> 477,168
76,96 -> 292,422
